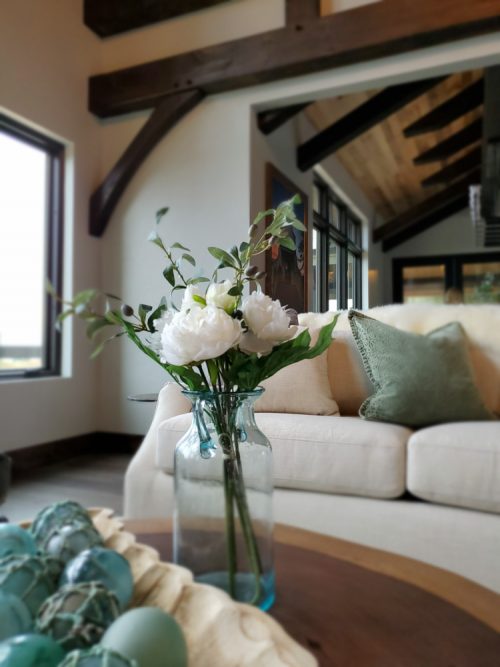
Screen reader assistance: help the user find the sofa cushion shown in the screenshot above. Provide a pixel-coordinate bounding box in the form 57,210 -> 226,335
157,413 -> 410,499
255,349 -> 339,416
408,422 -> 500,514
348,312 -> 494,427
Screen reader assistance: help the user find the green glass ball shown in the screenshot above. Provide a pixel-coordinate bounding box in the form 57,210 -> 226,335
0,554 -> 59,617
36,581 -> 120,651
0,591 -> 32,640
58,646 -> 138,667
101,607 -> 188,667
41,521 -> 103,564
61,547 -> 134,610
0,525 -> 36,559
0,633 -> 64,667
30,501 -> 93,542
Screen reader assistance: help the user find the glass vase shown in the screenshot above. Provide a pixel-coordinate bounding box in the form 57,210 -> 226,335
173,389 -> 274,611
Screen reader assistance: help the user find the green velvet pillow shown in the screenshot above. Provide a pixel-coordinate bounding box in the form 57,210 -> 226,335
348,311 -> 494,428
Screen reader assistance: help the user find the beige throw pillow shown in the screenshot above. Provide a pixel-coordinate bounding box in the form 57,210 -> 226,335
255,349 -> 339,416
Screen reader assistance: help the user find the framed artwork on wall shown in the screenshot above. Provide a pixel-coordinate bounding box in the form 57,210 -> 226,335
265,163 -> 308,312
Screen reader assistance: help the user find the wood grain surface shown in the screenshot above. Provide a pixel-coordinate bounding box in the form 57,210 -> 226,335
126,520 -> 500,667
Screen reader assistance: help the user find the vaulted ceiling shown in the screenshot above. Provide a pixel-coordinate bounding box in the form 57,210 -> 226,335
305,70 -> 483,221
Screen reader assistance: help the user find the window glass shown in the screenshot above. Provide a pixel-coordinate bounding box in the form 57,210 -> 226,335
328,241 -> 338,310
312,228 -> 321,312
0,117 -> 63,378
462,262 -> 500,304
401,265 -> 446,304
0,134 -> 47,371
347,252 -> 355,309
312,185 -> 321,214
328,200 -> 341,229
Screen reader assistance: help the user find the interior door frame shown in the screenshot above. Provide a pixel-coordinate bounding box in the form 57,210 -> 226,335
392,251 -> 500,302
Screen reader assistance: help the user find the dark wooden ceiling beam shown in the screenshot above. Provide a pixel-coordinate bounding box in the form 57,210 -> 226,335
297,77 -> 445,172
382,194 -> 469,251
413,118 -> 482,164
285,0 -> 320,24
88,0 -> 500,118
257,102 -> 311,135
89,90 -> 204,237
421,147 -> 482,187
84,0 -> 233,38
403,78 -> 484,137
373,167 -> 481,244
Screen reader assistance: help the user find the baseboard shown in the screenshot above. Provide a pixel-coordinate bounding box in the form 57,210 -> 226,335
7,431 -> 143,477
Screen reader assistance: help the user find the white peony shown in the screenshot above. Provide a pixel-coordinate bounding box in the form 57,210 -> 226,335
180,284 -> 203,312
241,292 -> 297,353
147,310 -> 174,356
206,280 -> 237,313
160,305 -> 242,366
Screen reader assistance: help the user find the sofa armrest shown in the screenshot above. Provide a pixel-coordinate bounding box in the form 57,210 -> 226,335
123,382 -> 190,517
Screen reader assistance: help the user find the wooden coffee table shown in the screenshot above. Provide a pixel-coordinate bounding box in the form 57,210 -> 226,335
125,520 -> 500,667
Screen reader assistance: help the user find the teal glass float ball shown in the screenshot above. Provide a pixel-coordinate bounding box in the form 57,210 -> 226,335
0,525 -> 36,559
59,646 -> 138,667
0,591 -> 32,640
36,581 -> 120,651
101,607 -> 188,667
30,501 -> 93,542
0,634 -> 65,667
0,554 -> 59,616
41,521 -> 103,564
61,547 -> 134,610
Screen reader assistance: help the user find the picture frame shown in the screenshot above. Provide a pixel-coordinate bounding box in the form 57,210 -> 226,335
265,163 -> 308,312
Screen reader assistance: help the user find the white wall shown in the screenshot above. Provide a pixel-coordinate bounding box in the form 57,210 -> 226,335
0,1 -> 101,451
4,0 -> 500,444
381,207 -> 500,302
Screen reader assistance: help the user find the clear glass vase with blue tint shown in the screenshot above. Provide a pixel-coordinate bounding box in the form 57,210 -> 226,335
173,389 -> 274,611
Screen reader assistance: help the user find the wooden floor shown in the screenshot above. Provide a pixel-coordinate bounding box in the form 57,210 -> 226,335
2,454 -> 131,523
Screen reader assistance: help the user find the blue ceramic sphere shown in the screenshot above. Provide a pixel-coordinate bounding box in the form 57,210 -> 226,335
0,591 -> 32,640
42,521 -> 103,564
30,501 -> 93,542
58,646 -> 137,667
0,554 -> 58,617
61,547 -> 134,610
0,633 -> 64,667
0,525 -> 36,559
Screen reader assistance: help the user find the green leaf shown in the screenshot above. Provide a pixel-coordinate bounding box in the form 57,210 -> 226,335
171,242 -> 190,251
279,236 -> 296,251
182,253 -> 196,266
289,219 -> 307,232
206,359 -> 219,387
73,289 -> 99,306
239,241 -> 249,254
192,294 -> 207,306
208,247 -> 237,268
227,285 -> 242,297
138,304 -> 152,324
230,245 -> 240,262
252,209 -> 274,226
86,317 -> 110,339
156,207 -> 169,224
188,276 -> 210,285
147,303 -> 167,330
148,230 -> 164,248
163,265 -> 176,286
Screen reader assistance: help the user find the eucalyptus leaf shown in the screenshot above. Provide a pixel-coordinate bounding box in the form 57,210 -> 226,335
156,207 -> 169,224
163,265 -> 176,286
208,247 -> 237,268
182,253 -> 196,266
171,242 -> 190,251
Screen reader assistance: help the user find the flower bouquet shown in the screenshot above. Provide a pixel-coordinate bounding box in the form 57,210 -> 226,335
59,196 -> 337,609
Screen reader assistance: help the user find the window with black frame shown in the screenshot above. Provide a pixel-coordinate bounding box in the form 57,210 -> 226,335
0,114 -> 64,379
312,178 -> 362,312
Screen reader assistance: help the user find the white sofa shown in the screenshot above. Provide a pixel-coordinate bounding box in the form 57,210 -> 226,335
124,304 -> 500,593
